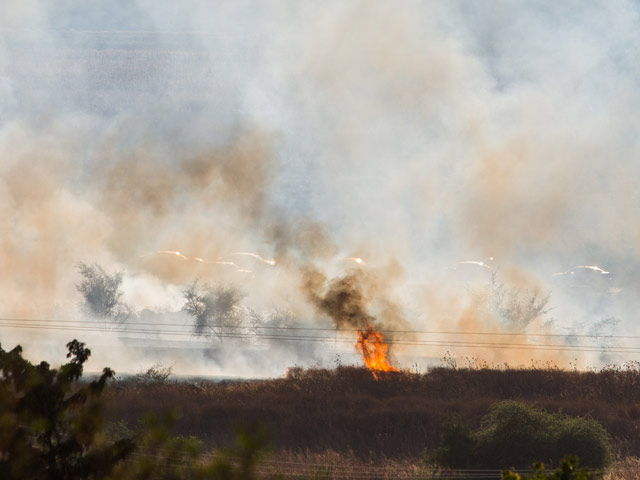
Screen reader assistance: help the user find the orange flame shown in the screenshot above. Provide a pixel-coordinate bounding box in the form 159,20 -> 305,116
356,326 -> 398,377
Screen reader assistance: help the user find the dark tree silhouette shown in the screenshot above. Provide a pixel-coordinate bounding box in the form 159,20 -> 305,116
0,340 -> 135,479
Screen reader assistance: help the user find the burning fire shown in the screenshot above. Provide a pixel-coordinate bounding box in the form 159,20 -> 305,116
356,326 -> 398,377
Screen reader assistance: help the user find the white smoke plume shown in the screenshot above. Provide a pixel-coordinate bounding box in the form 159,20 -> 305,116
1,0 -> 640,374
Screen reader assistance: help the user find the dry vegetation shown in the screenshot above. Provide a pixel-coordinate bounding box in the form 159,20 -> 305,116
103,363 -> 640,464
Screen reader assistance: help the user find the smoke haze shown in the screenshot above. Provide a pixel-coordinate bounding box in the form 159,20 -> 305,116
2,1 -> 640,374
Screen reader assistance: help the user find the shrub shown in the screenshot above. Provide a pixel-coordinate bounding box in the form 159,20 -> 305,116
436,401 -> 612,470
433,422 -> 475,468
132,363 -> 173,385
474,401 -> 557,469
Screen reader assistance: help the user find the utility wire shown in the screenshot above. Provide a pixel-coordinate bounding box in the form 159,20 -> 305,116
0,321 -> 637,354
0,317 -> 634,339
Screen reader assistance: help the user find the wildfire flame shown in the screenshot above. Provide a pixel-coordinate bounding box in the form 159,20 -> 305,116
356,326 -> 398,377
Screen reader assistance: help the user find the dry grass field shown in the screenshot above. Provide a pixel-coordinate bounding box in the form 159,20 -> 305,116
103,363 -> 640,466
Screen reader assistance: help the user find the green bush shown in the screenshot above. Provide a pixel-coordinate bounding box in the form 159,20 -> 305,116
436,401 -> 612,470
554,416 -> 611,469
107,412 -> 277,480
433,422 -> 475,468
475,400 -> 556,468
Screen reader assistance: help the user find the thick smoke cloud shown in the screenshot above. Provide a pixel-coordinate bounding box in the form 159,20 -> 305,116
2,0 -> 640,374
303,270 -> 374,331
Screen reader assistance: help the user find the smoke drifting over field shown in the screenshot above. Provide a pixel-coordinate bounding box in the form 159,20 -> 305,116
2,1 -> 640,374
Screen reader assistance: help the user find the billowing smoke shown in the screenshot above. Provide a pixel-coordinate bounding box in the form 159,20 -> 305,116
303,270 -> 374,331
301,265 -> 412,370
2,1 -> 640,374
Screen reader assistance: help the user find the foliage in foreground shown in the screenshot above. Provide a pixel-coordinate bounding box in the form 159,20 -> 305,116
0,339 -> 134,479
435,400 -> 612,469
0,339 -> 275,480
109,414 -> 276,480
502,456 -> 601,479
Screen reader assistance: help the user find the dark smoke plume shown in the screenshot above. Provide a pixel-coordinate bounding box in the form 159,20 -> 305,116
302,269 -> 374,330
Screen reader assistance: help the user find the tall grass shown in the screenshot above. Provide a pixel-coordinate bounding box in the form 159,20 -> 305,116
104,364 -> 640,460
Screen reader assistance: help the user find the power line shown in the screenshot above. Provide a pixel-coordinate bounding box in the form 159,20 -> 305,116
0,321 -> 637,354
0,317 -> 635,339
127,449 -> 613,479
